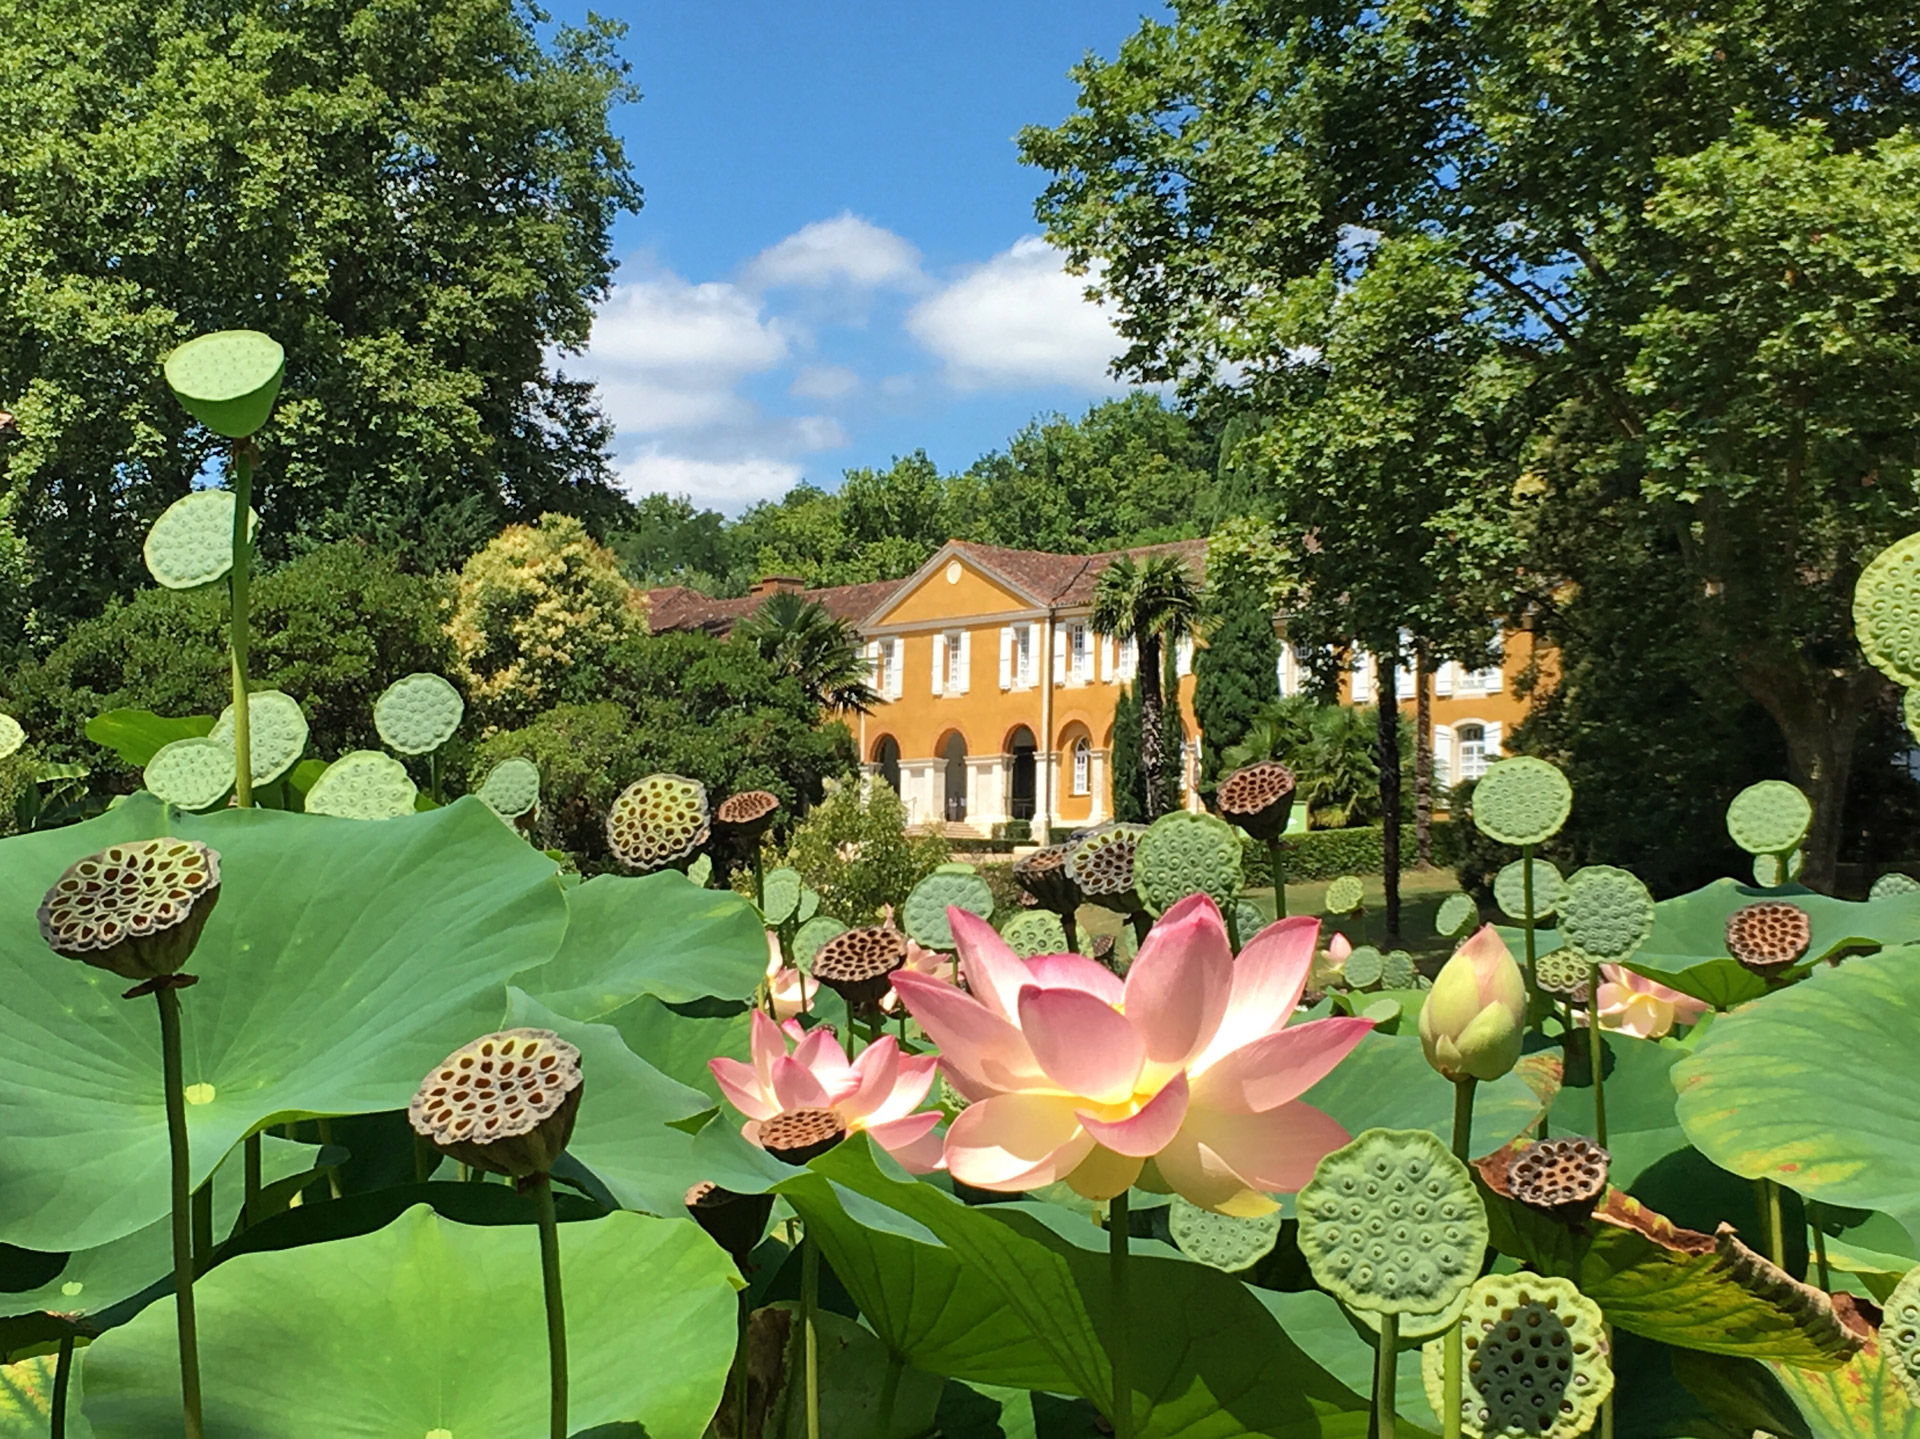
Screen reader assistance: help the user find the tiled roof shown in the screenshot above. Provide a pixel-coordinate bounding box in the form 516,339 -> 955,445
645,578 -> 907,636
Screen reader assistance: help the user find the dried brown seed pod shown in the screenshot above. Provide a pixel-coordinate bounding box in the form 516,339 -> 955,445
811,925 -> 907,1009
606,773 -> 710,873
1013,842 -> 1083,916
37,839 -> 222,983
759,1107 -> 846,1166
1507,1137 -> 1611,1218
685,1180 -> 775,1263
1065,823 -> 1148,912
1726,901 -> 1812,971
715,789 -> 781,850
1216,760 -> 1298,842
409,1029 -> 583,1178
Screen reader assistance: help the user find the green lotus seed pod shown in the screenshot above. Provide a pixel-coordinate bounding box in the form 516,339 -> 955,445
1725,780 -> 1813,857
1535,948 -> 1594,1001
792,915 -> 848,971
1000,908 -> 1071,957
144,736 -> 235,811
38,838 -> 223,983
210,689 -> 309,786
1493,857 -> 1565,922
903,867 -> 996,950
304,750 -> 418,820
1382,950 -> 1419,990
1325,875 -> 1366,915
1342,944 -> 1384,990
759,868 -> 803,927
1012,842 -> 1084,917
409,1029 -> 583,1179
476,757 -> 541,820
1557,865 -> 1655,962
1064,822 -> 1148,905
1471,756 -> 1573,847
606,773 -> 710,873
1297,1127 -> 1489,1315
1752,849 -> 1805,888
143,489 -> 259,591
1421,1274 -> 1612,1439
1232,897 -> 1268,949
1872,871 -> 1920,900
796,886 -> 821,925
1214,759 -> 1297,842
373,673 -> 465,756
1882,1266 -> 1920,1405
1435,892 -> 1477,937
162,329 -> 286,438
0,712 -> 23,760
1855,531 -> 1920,687
938,1073 -> 971,1112
1168,1195 -> 1282,1272
685,854 -> 713,888
1134,810 -> 1244,916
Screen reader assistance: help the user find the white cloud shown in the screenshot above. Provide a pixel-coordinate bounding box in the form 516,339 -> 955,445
616,450 -> 806,508
745,213 -> 923,291
790,364 -> 861,400
906,236 -> 1127,392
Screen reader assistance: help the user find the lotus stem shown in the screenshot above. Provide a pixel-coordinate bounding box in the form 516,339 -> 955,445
732,1293 -> 752,1439
51,1332 -> 73,1439
1224,902 -> 1241,955
1450,1078 -> 1477,1163
1588,965 -> 1608,1148
876,1349 -> 903,1438
1520,844 -> 1538,1017
751,849 -> 766,914
1374,1310 -> 1398,1439
243,1132 -> 262,1228
802,1231 -> 821,1439
1759,1178 -> 1786,1270
192,1179 -> 212,1271
1130,911 -> 1151,948
1444,1079 -> 1477,1439
1061,909 -> 1079,954
531,1174 -> 569,1439
316,1117 -> 343,1199
1811,1201 -> 1831,1291
229,443 -> 254,808
156,987 -> 204,1439
1108,1189 -> 1134,1439
1267,837 -> 1288,918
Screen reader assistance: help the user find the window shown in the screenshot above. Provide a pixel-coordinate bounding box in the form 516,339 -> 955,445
1118,636 -> 1138,680
946,630 -> 968,692
1017,624 -> 1035,686
1072,738 -> 1091,795
1070,623 -> 1091,682
1351,650 -> 1371,703
873,638 -> 899,699
1457,723 -> 1489,781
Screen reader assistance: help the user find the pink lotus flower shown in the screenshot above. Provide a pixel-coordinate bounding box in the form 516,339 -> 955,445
881,937 -> 957,1015
892,896 -> 1374,1216
710,1010 -> 944,1172
764,930 -> 819,1020
1327,932 -> 1353,964
1595,965 -> 1708,1039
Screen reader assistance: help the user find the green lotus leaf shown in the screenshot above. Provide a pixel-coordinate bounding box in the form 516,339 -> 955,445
302,749 -> 417,819
1856,530 -> 1920,688
142,735 -> 234,810
1257,1288 -> 1439,1422
209,689 -> 309,786
84,710 -> 215,769
903,867 -> 995,950
1765,1344 -> 1920,1438
141,490 -> 257,591
0,714 -> 22,762
80,1204 -> 735,1437
1558,864 -> 1656,962
601,996 -> 755,1109
1471,756 -> 1573,847
793,914 -> 849,969
1168,1196 -> 1282,1273
1324,875 -> 1365,915
0,794 -> 567,1251
161,329 -> 285,438
1000,908 -> 1070,958
1381,949 -> 1419,990
1342,944 -> 1384,989
1134,811 -> 1244,917
758,1303 -> 947,1438
1494,857 -> 1565,922
760,866 -> 803,926
1874,872 -> 1920,900
1726,780 -> 1814,856
1753,848 -> 1806,887
372,672 -> 465,756
475,756 -> 541,819
1421,1274 -> 1611,1439
1436,892 -> 1477,936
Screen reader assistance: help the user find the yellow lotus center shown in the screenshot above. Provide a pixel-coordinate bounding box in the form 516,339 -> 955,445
184,1083 -> 216,1106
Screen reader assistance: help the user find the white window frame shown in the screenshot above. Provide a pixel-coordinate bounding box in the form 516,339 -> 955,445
1456,722 -> 1489,782
880,638 -> 901,699
1070,623 -> 1092,684
1118,636 -> 1138,681
1071,737 -> 1091,795
1175,635 -> 1194,678
1351,649 -> 1372,703
1018,623 -> 1036,687
943,629 -> 969,694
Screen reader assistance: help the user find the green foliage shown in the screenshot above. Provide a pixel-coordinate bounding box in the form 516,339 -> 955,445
1226,696 -> 1411,831
769,780 -> 949,926
1109,683 -> 1147,823
1092,552 -> 1202,819
734,589 -> 880,714
1194,565 -> 1278,792
1242,822 -> 1463,886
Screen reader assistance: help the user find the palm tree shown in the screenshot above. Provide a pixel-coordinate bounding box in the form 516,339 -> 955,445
1091,553 -> 1202,818
735,591 -> 880,714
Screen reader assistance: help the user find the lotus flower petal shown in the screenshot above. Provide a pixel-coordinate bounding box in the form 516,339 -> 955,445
891,971 -> 1047,1092
1123,894 -> 1233,1066
950,905 -> 1030,1021
1023,952 -> 1125,1005
1199,914 -> 1321,1065
1078,1071 -> 1190,1157
1192,1016 -> 1375,1113
1064,1144 -> 1145,1200
1018,986 -> 1146,1103
945,1092 -> 1093,1189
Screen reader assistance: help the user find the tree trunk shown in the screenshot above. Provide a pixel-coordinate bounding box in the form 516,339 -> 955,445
1414,648 -> 1433,869
1376,658 -> 1402,941
1140,634 -> 1166,819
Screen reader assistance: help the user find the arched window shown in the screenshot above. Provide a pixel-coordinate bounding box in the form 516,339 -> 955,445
1457,723 -> 1489,781
1072,737 -> 1091,796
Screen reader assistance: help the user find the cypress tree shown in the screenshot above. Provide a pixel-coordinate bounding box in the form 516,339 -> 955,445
1158,643 -> 1188,814
1194,576 -> 1280,794
1110,683 -> 1148,822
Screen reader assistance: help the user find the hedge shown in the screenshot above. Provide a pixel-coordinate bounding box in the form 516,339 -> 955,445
1241,821 -> 1461,885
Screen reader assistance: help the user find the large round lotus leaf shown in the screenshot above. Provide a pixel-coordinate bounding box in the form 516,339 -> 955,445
1420,1274 -> 1611,1439
1471,756 -> 1573,847
372,672 -> 465,756
1883,1267 -> 1920,1405
1494,858 -> 1565,922
80,1204 -> 736,1437
760,867 -> 803,927
0,794 -> 566,1252
1000,908 -> 1069,958
1342,945 -> 1384,989
476,756 -> 540,819
0,713 -> 22,761
142,735 -> 234,810
1134,810 -> 1244,916
903,867 -> 995,950
1436,892 -> 1477,937
209,689 -> 309,786
1752,849 -> 1805,888
161,329 -> 285,439
1325,875 -> 1365,915
1726,780 -> 1813,856
141,490 -> 257,590
1855,531 -> 1920,688
1296,1127 -> 1488,1315
303,750 -> 417,819
1557,865 -> 1655,962
793,914 -> 849,970
1874,871 -> 1920,900
1168,1195 -> 1282,1272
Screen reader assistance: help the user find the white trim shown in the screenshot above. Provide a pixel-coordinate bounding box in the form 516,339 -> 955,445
931,633 -> 945,696
1072,737 -> 1091,795
999,625 -> 1014,690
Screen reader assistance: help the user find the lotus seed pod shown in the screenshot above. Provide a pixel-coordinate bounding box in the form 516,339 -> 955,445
1856,531 -> 1920,687
163,329 -> 285,438
1420,927 -> 1528,1084
684,1181 -> 775,1267
1421,1274 -> 1612,1439
1296,1127 -> 1489,1315
0,713 -> 23,760
1134,810 -> 1244,916
1534,949 -> 1593,1003
1436,892 -> 1477,937
1725,901 -> 1813,971
811,926 -> 907,1009
476,756 -> 541,820
1065,822 -> 1149,912
1493,858 -> 1565,922
1752,849 -> 1804,888
1000,908 -> 1071,958
1873,871 -> 1920,899
1506,1137 -> 1610,1219
1012,842 -> 1084,917
792,915 -> 848,970
1725,780 -> 1813,857
1881,1266 -> 1920,1405
1471,757 -> 1573,847
938,1074 -> 971,1113
714,790 -> 782,851
1342,944 -> 1384,990
758,1107 -> 847,1166
210,690 -> 310,786
1215,759 -> 1297,842
759,867 -> 803,927
1557,865 -> 1655,962
304,750 -> 418,820
373,673 -> 465,756
409,1029 -> 582,1178
1324,875 -> 1365,915
143,489 -> 261,591
797,887 -> 821,924
1381,950 -> 1419,991
1232,897 -> 1268,950
37,839 -> 223,983
144,736 -> 235,811
606,773 -> 710,873
1167,1195 -> 1282,1272
902,867 -> 995,950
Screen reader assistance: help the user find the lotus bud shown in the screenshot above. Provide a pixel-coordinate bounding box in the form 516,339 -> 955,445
1418,925 -> 1527,1083
1327,932 -> 1353,964
410,1029 -> 583,1179
38,839 -> 222,986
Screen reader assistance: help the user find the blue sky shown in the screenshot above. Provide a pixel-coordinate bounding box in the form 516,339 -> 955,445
541,0 -> 1167,511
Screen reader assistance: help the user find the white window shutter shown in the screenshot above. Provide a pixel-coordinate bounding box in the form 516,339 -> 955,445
1436,662 -> 1454,697
1054,628 -> 1067,685
1101,636 -> 1115,681
1176,636 -> 1193,677
999,626 -> 1014,690
865,638 -> 879,684
1023,623 -> 1038,686
1434,724 -> 1454,788
1351,651 -> 1371,703
931,633 -> 946,696
1486,721 -> 1503,755
956,630 -> 971,693
890,641 -> 904,699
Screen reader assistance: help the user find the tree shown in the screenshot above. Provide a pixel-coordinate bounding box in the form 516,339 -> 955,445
734,591 -> 881,714
771,779 -> 951,925
1110,683 -> 1147,823
1194,544 -> 1282,794
1091,553 -> 1202,818
0,0 -> 640,637
610,495 -> 742,594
